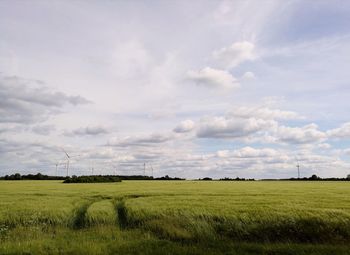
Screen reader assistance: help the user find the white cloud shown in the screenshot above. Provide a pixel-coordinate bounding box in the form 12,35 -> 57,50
217,146 -> 280,159
197,116 -> 276,139
231,146 -> 279,158
241,71 -> 256,80
318,143 -> 331,149
274,124 -> 326,144
216,150 -> 230,158
187,67 -> 239,89
173,120 -> 195,133
148,110 -> 176,120
212,0 -> 281,36
195,107 -> 326,146
227,106 -> 302,120
327,122 -> 350,139
112,40 -> 154,78
213,41 -> 256,69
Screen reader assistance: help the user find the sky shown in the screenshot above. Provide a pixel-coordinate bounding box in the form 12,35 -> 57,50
1,0 -> 350,179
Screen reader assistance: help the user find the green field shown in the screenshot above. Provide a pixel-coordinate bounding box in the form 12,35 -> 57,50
0,180 -> 350,255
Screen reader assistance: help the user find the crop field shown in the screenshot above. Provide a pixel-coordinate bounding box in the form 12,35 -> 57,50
0,180 -> 350,255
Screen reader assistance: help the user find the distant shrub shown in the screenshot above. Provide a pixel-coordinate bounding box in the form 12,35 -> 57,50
287,175 -> 350,181
219,177 -> 255,181
200,177 -> 213,181
64,175 -> 121,183
117,175 -> 153,180
104,175 -> 184,181
310,174 -> 320,180
154,175 -> 185,180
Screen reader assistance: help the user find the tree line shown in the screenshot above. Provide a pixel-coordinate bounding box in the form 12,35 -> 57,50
0,173 -> 66,180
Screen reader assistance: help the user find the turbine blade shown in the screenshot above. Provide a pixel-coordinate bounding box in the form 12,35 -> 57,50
62,148 -> 70,158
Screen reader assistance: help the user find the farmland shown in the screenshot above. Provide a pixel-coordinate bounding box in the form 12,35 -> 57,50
0,180 -> 350,254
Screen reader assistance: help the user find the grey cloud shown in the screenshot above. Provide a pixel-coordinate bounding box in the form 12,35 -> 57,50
132,153 -> 163,160
0,75 -> 91,124
64,126 -> 109,136
107,133 -> 173,147
31,125 -> 56,135
84,149 -> 116,160
0,126 -> 11,134
0,138 -> 58,156
67,96 -> 91,105
0,139 -> 23,154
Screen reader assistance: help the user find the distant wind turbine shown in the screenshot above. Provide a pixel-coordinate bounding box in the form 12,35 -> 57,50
55,162 -> 59,176
111,163 -> 118,176
55,161 -> 66,176
62,149 -> 80,176
295,157 -> 301,179
150,163 -> 154,177
90,161 -> 94,175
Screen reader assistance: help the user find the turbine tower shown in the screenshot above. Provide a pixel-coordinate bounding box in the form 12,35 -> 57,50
150,163 -> 154,177
55,161 -> 65,176
55,162 -> 59,176
91,162 -> 94,175
296,159 -> 300,179
111,163 -> 118,176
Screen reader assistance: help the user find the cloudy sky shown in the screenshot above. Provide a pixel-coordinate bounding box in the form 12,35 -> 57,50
1,0 -> 350,179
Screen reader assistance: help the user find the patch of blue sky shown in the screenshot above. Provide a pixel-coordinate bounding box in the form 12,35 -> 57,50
266,0 -> 350,45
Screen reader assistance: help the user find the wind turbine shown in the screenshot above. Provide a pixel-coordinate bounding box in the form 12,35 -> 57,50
296,157 -> 300,179
90,161 -> 94,175
111,163 -> 118,176
62,149 -> 80,176
150,163 -> 154,177
55,162 -> 59,176
55,161 -> 65,176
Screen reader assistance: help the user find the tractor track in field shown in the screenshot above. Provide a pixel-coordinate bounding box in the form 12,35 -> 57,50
70,194 -> 150,229
71,193 -> 350,244
71,199 -> 96,229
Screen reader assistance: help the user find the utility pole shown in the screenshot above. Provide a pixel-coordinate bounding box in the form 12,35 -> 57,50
143,162 -> 146,176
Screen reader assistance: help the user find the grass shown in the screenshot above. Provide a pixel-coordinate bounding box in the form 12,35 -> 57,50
0,180 -> 350,254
